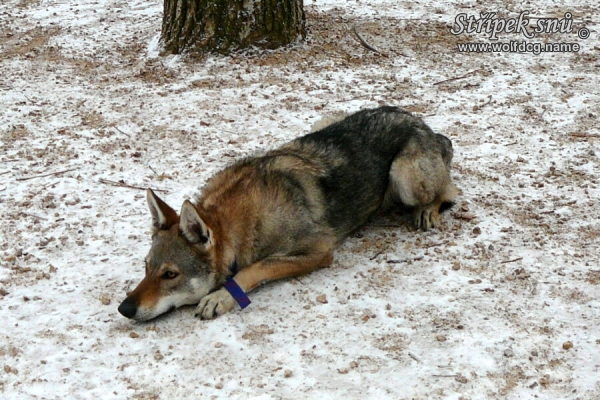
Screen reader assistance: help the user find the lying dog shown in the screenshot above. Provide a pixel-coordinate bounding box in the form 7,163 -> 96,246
118,106 -> 457,321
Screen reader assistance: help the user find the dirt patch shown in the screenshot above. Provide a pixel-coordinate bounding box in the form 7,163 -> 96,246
0,27 -> 61,60
586,270 -> 600,285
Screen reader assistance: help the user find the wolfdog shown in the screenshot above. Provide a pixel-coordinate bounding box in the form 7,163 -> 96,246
118,106 -> 457,321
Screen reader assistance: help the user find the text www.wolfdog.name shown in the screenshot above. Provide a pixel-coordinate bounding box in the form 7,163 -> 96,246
457,41 -> 580,54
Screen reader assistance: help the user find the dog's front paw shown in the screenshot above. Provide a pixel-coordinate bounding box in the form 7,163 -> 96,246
194,288 -> 236,320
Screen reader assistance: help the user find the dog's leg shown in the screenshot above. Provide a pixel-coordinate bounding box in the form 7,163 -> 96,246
195,239 -> 335,319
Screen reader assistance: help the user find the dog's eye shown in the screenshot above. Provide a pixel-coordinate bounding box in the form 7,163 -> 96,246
162,271 -> 179,280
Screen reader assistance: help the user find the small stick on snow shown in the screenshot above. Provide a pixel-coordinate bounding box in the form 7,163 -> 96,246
352,25 -> 388,57
20,92 -> 35,103
501,257 -> 523,264
475,95 -> 493,110
0,171 -> 10,176
432,374 -> 458,378
113,126 -> 130,138
292,277 -> 306,286
15,167 -> 78,181
98,178 -> 169,194
19,211 -> 48,220
336,94 -> 373,103
387,256 -> 424,264
423,240 -> 449,248
433,69 -> 483,86
408,352 -> 422,363
147,164 -> 158,175
370,251 -> 383,261
569,133 -> 600,138
425,103 -> 442,117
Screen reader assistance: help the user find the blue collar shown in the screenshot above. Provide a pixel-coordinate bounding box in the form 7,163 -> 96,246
223,260 -> 251,309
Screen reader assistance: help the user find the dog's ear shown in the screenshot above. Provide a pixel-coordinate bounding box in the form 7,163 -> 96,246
179,200 -> 212,246
146,189 -> 179,232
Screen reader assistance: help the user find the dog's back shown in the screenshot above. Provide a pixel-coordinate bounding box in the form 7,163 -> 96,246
285,106 -> 435,237
199,106 -> 454,245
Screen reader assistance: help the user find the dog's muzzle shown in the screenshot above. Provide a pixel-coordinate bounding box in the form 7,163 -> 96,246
117,297 -> 137,319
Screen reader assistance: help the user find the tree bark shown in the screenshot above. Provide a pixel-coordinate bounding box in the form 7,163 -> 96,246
162,0 -> 305,54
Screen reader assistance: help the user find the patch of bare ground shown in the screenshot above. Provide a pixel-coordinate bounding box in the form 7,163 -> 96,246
17,0 -> 41,7
373,333 -> 408,360
585,270 -> 600,285
242,324 -> 275,344
1,124 -> 30,145
0,26 -> 61,61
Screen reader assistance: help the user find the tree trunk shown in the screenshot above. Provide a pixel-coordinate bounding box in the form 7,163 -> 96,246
162,0 -> 305,54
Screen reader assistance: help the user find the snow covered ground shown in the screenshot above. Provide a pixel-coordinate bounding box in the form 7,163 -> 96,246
1,0 -> 599,398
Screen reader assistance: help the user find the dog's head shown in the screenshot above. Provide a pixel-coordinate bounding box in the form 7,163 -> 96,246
118,189 -> 219,321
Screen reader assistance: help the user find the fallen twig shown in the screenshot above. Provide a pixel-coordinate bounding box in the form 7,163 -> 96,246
99,178 -> 169,194
408,352 -> 422,363
24,181 -> 59,200
19,211 -> 48,220
20,91 -> 35,103
501,257 -> 523,264
474,95 -> 493,111
423,240 -> 449,249
113,126 -> 130,138
0,171 -> 10,176
433,69 -> 483,86
569,132 -> 600,138
292,277 -> 306,286
425,103 -> 442,117
147,164 -> 158,175
336,94 -> 374,103
432,374 -> 458,378
352,25 -> 388,57
387,256 -> 424,264
370,251 -> 384,261
15,167 -> 78,181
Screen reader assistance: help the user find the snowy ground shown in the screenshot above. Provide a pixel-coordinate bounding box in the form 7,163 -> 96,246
1,0 -> 599,399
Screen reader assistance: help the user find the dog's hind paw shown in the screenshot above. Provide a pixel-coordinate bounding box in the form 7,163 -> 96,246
414,207 -> 439,231
195,288 -> 236,319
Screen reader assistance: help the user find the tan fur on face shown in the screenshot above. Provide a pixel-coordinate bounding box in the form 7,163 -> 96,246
127,274 -> 162,311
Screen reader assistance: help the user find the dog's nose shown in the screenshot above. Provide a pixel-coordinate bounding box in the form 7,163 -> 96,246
117,297 -> 137,319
